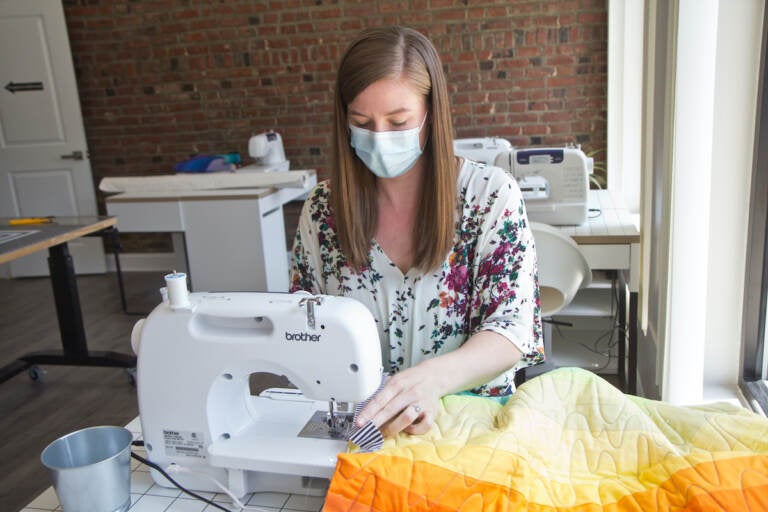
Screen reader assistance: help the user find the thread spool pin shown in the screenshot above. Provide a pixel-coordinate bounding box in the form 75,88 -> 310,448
164,270 -> 190,310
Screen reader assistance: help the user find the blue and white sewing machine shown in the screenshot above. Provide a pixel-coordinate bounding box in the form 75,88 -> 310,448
454,138 -> 594,225
131,284 -> 383,498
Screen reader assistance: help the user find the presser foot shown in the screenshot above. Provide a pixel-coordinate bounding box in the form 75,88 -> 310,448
297,410 -> 355,440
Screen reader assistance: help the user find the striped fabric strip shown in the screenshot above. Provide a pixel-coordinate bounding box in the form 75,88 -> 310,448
345,375 -> 387,452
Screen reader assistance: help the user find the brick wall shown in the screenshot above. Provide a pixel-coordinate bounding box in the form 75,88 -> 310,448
62,0 -> 607,251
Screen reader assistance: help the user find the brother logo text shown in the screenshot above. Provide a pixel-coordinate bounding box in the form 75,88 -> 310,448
284,332 -> 321,342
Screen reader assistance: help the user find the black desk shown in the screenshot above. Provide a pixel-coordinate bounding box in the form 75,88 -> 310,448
0,216 -> 136,384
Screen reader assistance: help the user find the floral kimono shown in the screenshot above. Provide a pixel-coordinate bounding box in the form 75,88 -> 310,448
290,159 -> 543,397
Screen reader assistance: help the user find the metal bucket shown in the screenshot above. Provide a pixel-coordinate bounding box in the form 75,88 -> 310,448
41,425 -> 133,512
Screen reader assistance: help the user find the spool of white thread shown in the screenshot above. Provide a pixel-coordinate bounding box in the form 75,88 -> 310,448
164,271 -> 190,309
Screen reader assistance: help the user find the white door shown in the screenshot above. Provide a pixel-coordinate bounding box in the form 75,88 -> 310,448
0,0 -> 105,276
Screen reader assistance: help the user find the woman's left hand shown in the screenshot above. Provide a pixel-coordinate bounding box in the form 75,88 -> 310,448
354,363 -> 443,437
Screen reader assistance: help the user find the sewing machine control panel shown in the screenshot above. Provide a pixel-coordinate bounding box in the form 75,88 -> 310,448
513,148 -> 590,202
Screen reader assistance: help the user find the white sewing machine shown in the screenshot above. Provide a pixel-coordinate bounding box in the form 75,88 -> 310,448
131,287 -> 383,498
239,130 -> 290,172
452,137 -> 512,166
454,138 -> 593,225
496,146 -> 593,225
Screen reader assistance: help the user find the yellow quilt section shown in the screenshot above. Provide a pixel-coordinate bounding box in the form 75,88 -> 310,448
325,368 -> 768,511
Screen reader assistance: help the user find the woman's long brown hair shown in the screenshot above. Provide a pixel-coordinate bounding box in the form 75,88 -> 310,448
330,25 -> 457,273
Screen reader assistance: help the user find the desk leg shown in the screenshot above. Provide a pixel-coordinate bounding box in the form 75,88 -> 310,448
48,243 -> 88,357
616,271 -> 639,395
104,226 -> 128,313
617,271 -> 627,390
0,241 -> 136,385
628,291 -> 638,395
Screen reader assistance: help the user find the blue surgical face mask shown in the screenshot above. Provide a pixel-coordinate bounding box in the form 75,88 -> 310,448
349,112 -> 428,179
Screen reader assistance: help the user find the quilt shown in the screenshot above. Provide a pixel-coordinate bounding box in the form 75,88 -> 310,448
324,367 -> 768,511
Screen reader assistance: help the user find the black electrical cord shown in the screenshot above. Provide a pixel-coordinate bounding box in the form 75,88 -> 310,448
552,271 -> 622,372
130,441 -> 232,512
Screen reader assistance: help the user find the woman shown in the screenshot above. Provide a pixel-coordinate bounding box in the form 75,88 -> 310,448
290,26 -> 543,437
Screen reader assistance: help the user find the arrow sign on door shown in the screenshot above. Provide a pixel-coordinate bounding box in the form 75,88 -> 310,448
5,81 -> 44,93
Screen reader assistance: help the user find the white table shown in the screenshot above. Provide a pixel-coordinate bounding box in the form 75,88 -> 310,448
105,171 -> 317,293
556,189 -> 641,393
558,189 -> 640,292
23,417 -> 326,512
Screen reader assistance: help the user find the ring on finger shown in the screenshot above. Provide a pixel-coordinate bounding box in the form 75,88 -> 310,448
412,404 -> 422,414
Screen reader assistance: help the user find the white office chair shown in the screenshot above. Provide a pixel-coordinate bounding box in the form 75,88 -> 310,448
524,221 -> 592,379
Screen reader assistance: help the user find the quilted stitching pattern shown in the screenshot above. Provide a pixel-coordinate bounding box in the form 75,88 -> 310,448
325,368 -> 768,511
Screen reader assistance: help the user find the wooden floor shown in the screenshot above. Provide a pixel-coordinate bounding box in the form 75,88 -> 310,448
0,271 -> 159,512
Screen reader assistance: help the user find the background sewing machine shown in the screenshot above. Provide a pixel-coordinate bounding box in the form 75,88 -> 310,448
454,138 -> 622,382
454,138 -> 593,226
239,130 -> 290,172
453,137 -> 513,166
132,286 -> 383,498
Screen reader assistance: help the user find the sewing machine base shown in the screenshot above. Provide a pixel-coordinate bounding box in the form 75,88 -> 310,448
144,389 -> 352,498
150,466 -> 331,498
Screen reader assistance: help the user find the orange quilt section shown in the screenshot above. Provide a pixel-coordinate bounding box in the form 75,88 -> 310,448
326,452 -> 768,511
323,368 -> 768,512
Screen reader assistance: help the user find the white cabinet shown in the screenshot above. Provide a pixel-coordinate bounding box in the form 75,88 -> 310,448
550,271 -> 620,374
105,173 -> 317,293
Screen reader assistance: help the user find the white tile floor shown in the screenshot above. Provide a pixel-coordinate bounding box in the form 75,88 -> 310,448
20,418 -> 326,512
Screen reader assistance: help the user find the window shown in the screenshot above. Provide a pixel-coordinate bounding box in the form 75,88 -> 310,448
741,6 -> 768,415
622,0 -> 763,405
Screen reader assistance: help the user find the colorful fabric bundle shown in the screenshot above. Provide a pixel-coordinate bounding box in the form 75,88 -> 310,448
173,153 -> 240,173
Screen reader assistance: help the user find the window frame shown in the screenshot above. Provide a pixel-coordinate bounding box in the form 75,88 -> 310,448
740,1 -> 768,416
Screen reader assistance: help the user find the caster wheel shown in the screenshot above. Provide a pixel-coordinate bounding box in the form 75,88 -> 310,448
126,367 -> 137,386
28,365 -> 47,381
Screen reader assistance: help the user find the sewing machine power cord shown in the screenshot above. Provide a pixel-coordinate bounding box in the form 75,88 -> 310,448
129,443 -> 231,511
130,440 -> 276,512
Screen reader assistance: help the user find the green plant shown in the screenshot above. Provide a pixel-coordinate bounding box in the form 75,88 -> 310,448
584,147 -> 607,189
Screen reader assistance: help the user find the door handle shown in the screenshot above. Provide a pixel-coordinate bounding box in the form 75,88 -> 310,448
61,150 -> 84,160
